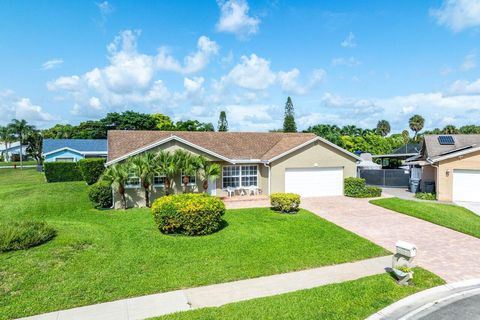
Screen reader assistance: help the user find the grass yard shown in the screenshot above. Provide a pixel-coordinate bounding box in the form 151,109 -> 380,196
0,160 -> 37,167
0,169 -> 388,320
370,197 -> 480,238
156,268 -> 444,320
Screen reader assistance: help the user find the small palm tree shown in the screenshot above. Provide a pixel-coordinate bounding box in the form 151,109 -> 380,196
129,153 -> 157,207
102,163 -> 129,209
376,120 -> 391,137
408,115 -> 425,141
8,119 -> 34,169
155,150 -> 177,195
174,149 -> 199,192
442,125 -> 459,134
0,126 -> 15,161
197,156 -> 221,193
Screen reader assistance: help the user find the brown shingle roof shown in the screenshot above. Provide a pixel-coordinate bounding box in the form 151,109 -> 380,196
107,130 -> 319,163
424,134 -> 480,160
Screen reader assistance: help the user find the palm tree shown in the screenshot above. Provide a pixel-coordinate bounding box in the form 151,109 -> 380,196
408,115 -> 425,141
376,120 -> 391,137
442,125 -> 459,134
401,129 -> 410,154
0,126 -> 15,161
102,163 -> 129,209
197,156 -> 221,193
8,119 -> 34,169
341,125 -> 362,136
174,149 -> 199,192
129,153 -> 157,207
155,150 -> 177,195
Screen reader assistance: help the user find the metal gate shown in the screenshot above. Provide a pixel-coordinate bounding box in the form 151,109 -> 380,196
358,169 -> 410,187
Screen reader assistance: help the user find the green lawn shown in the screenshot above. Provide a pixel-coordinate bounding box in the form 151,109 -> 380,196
370,197 -> 480,238
156,268 -> 444,320
0,160 -> 37,167
0,169 -> 388,320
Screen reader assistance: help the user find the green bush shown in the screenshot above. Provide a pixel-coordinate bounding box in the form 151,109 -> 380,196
151,194 -> 225,236
270,193 -> 301,213
44,162 -> 83,183
0,221 -> 56,252
415,192 -> 436,200
78,158 -> 106,185
88,181 -> 113,209
344,177 -> 382,198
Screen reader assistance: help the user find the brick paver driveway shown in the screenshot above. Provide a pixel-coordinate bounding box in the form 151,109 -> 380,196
302,196 -> 480,283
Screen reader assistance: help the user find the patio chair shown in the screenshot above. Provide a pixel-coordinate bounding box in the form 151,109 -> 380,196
226,187 -> 236,197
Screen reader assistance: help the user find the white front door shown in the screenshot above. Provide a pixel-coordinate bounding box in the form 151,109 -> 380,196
207,178 -> 217,196
285,167 -> 344,197
453,169 -> 480,202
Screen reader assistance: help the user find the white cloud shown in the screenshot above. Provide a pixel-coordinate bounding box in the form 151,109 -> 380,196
277,68 -> 326,95
216,0 -> 260,37
331,56 -> 361,67
225,104 -> 280,130
42,59 -> 64,70
0,92 -> 56,127
430,0 -> 480,32
341,32 -> 356,48
184,77 -> 204,93
46,75 -> 82,91
449,78 -> 480,94
96,1 -> 113,16
222,54 -> 276,90
461,53 -> 477,71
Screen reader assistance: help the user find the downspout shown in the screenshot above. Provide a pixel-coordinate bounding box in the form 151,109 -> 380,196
262,161 -> 271,195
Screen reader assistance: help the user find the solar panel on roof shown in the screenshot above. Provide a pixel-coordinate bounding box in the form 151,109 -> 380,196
438,135 -> 455,145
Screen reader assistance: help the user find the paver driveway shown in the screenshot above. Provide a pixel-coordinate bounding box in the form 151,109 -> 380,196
302,196 -> 480,283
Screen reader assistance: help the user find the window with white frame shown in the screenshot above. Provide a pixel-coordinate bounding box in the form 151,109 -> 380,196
55,157 -> 74,162
125,175 -> 140,188
153,174 -> 166,187
222,165 -> 258,188
181,171 -> 196,186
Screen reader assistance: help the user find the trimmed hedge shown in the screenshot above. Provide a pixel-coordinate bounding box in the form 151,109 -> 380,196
0,221 -> 56,252
270,193 -> 301,213
44,162 -> 83,183
78,158 -> 106,185
88,181 -> 113,209
344,177 -> 382,198
151,194 -> 225,236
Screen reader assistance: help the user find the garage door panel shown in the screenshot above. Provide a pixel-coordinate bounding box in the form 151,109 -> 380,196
285,167 -> 343,197
453,169 -> 480,202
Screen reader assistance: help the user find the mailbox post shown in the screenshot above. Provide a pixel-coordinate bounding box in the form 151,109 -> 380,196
392,240 -> 417,285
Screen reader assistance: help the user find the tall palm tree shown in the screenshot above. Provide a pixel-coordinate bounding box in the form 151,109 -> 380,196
8,119 -> 34,169
408,115 -> 425,141
376,120 -> 391,137
129,153 -> 158,207
155,150 -> 177,195
174,149 -> 199,192
102,163 -> 129,209
197,156 -> 221,193
442,125 -> 459,134
0,126 -> 15,161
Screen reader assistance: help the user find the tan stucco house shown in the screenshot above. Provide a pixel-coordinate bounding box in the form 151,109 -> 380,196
407,134 -> 480,202
106,130 -> 361,208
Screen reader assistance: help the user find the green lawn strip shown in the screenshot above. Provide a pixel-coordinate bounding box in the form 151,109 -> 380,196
155,268 -> 444,320
370,197 -> 480,238
0,169 -> 388,320
0,161 -> 37,167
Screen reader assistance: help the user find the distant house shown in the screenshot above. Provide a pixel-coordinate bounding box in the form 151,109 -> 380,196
372,143 -> 420,167
406,135 -> 480,202
0,141 -> 27,162
43,139 -> 107,162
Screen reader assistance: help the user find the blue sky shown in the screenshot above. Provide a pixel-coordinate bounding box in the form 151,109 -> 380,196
1,0 -> 480,132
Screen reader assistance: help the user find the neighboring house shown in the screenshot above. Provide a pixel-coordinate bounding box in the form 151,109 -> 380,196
106,130 -> 361,208
406,135 -> 480,202
372,143 -> 420,168
43,139 -> 108,162
0,141 -> 27,162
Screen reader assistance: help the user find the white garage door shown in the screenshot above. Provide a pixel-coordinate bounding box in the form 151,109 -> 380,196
285,167 -> 343,197
453,169 -> 480,202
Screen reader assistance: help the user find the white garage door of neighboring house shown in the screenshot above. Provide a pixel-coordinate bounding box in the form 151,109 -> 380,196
285,167 -> 343,197
453,169 -> 480,202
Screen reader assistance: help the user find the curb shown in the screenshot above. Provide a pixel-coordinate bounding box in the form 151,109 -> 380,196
366,278 -> 480,320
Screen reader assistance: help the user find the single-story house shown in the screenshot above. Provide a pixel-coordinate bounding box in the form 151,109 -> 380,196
43,139 -> 108,162
106,130 -> 361,208
406,135 -> 480,202
0,142 -> 27,162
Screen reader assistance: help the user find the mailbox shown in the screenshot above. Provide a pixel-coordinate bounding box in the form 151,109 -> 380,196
395,240 -> 417,258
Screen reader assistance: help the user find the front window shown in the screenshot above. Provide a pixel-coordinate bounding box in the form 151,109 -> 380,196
55,157 -> 74,162
125,175 -> 140,188
223,165 -> 258,188
153,174 -> 166,187
181,171 -> 196,186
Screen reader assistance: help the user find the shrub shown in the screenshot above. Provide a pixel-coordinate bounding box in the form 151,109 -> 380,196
151,194 -> 225,236
0,221 -> 56,252
415,192 -> 436,200
270,193 -> 301,213
44,162 -> 83,183
344,177 -> 382,198
78,158 -> 106,185
88,181 -> 113,209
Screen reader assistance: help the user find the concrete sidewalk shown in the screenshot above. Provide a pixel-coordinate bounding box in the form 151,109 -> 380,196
17,255 -> 391,320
